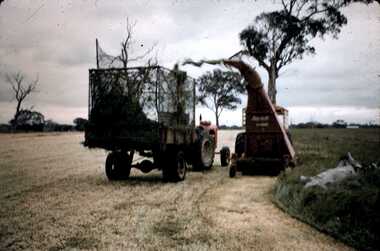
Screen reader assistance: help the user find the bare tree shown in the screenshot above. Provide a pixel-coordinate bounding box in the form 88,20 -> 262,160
113,18 -> 156,68
6,72 -> 38,124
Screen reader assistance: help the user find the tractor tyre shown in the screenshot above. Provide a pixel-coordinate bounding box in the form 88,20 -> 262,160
193,130 -> 215,171
235,132 -> 246,158
220,146 -> 230,167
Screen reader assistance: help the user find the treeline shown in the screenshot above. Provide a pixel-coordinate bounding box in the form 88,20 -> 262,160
218,120 -> 380,130
290,120 -> 380,129
219,125 -> 243,130
0,109 -> 87,133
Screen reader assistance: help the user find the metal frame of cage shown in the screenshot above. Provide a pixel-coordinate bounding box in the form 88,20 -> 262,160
88,65 -> 196,128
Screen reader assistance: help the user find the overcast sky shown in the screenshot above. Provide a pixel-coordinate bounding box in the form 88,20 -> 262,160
0,0 -> 379,126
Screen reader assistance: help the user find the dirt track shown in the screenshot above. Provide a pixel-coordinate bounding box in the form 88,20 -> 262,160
0,132 -> 353,250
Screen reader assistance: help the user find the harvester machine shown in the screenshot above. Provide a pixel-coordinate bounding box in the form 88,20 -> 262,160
183,59 -> 295,176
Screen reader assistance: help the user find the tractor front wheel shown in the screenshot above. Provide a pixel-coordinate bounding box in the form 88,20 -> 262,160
220,146 -> 230,167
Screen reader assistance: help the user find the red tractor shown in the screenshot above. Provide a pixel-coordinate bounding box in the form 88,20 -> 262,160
194,119 -> 231,170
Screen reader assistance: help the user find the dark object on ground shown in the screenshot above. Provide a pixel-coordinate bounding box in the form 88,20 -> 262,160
300,152 -> 362,189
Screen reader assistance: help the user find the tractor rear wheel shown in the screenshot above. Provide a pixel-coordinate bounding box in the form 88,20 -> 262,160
193,131 -> 215,170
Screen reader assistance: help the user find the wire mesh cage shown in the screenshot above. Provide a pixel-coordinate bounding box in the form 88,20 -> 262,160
85,65 -> 196,150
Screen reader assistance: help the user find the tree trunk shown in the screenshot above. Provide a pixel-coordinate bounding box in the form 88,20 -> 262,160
14,100 -> 22,122
214,96 -> 220,128
215,108 -> 219,128
267,66 -> 277,105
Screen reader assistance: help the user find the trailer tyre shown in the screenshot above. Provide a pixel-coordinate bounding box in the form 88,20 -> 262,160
220,146 -> 230,167
105,152 -> 119,180
173,150 -> 187,181
105,152 -> 131,180
163,150 -> 187,182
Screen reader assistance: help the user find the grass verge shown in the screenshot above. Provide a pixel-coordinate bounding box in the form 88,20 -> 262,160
273,128 -> 380,251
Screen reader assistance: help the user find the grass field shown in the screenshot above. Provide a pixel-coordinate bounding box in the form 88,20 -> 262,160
0,129 -> 377,250
273,128 -> 380,251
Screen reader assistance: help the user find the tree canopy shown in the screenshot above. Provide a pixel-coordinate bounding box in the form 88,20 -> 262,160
73,117 -> 88,131
197,69 -> 245,127
239,0 -> 377,104
9,109 -> 45,131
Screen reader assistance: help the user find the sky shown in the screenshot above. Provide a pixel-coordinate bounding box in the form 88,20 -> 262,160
0,0 -> 379,126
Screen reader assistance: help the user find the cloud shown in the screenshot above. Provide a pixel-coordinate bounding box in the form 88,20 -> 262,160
0,0 -> 379,124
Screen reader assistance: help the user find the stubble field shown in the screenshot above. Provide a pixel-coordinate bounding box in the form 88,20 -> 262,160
0,130 -> 358,250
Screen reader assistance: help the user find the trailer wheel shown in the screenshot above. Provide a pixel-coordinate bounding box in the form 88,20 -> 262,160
220,146 -> 230,167
173,150 -> 187,181
193,131 -> 215,170
235,132 -> 246,158
105,152 -> 119,180
162,150 -> 187,182
105,152 -> 131,180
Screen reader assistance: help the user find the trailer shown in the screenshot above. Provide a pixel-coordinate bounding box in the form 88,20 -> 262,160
84,65 -> 227,182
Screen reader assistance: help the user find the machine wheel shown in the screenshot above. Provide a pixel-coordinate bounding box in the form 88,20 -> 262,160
105,151 -> 132,180
193,130 -> 215,170
220,146 -> 230,167
229,164 -> 236,178
235,132 -> 246,158
162,150 -> 187,182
